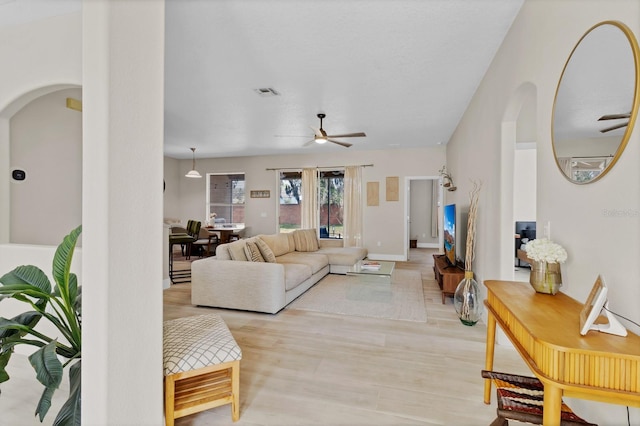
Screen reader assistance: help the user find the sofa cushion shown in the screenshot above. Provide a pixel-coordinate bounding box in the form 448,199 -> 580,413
254,238 -> 277,263
227,240 -> 248,261
258,234 -> 293,257
282,263 -> 312,291
293,229 -> 319,252
244,241 -> 265,262
277,252 -> 329,275
316,247 -> 368,266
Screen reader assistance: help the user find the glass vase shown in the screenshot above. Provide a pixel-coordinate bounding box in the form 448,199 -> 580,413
454,270 -> 481,326
529,261 -> 562,295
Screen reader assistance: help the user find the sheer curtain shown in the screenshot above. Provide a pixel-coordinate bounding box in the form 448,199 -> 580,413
343,165 -> 363,247
301,168 -> 318,229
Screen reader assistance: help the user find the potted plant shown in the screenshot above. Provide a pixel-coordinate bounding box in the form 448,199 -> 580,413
524,237 -> 568,294
0,225 -> 82,425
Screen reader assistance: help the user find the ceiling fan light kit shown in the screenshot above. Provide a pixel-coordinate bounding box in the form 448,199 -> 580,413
306,113 -> 366,148
185,147 -> 202,178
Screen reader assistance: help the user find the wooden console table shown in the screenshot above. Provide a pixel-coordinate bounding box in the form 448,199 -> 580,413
433,254 -> 464,304
484,280 -> 640,425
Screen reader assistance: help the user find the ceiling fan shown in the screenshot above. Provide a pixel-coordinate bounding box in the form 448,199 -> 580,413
598,112 -> 630,133
303,113 -> 366,148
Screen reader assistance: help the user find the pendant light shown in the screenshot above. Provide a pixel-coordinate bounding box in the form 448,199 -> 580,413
185,147 -> 202,178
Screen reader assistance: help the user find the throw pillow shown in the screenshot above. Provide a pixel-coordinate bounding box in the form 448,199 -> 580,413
255,238 -> 277,263
244,241 -> 265,262
293,228 -> 319,252
227,242 -> 248,261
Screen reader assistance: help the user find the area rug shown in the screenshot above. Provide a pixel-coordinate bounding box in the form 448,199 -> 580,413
287,269 -> 427,322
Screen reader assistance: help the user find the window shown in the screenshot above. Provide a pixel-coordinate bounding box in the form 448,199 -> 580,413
207,173 -> 245,224
279,171 -> 302,233
318,170 -> 344,239
277,169 -> 345,239
571,157 -> 610,183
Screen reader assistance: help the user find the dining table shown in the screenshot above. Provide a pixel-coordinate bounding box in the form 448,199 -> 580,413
206,224 -> 245,244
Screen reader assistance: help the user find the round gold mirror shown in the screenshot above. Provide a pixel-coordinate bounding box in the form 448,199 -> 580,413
552,21 -> 640,184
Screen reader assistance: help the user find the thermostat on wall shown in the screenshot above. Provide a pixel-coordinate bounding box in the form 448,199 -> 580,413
11,169 -> 26,181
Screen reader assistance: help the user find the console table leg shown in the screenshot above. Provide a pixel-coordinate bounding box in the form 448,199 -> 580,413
484,312 -> 496,404
542,384 -> 562,426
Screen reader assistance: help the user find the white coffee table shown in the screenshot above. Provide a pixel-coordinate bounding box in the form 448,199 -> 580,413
346,260 -> 395,284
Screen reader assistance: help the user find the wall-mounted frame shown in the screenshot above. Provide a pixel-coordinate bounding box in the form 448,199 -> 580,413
386,176 -> 399,201
250,190 -> 270,198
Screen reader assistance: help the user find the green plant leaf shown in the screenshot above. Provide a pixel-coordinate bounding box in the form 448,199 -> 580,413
35,385 -> 56,421
0,265 -> 52,296
52,225 -> 81,305
29,340 -> 63,389
53,360 -> 81,426
0,349 -> 11,384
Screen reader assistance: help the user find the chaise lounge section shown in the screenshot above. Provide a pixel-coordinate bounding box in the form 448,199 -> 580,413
191,229 -> 367,314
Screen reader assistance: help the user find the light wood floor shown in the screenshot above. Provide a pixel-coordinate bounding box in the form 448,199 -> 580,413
164,248 -> 529,425
2,248 -> 529,425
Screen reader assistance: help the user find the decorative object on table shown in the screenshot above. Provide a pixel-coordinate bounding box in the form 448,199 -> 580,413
0,225 -> 82,424
454,180 -> 482,326
205,212 -> 217,227
524,238 -> 567,294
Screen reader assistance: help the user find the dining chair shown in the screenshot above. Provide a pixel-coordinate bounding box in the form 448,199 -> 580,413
168,220 -> 201,284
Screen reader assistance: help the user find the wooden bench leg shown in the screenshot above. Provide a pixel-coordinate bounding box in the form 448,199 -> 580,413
164,375 -> 176,426
231,360 -> 240,422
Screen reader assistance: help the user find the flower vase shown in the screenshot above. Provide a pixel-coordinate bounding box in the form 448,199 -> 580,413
529,261 -> 562,295
454,270 -> 481,326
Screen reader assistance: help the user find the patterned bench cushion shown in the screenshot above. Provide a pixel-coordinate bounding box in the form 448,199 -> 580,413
163,313 -> 242,376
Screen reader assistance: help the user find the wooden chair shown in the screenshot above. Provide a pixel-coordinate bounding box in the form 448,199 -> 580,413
193,227 -> 219,257
481,370 -> 597,426
168,220 -> 201,283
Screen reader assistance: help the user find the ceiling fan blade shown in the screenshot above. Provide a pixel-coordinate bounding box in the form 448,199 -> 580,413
326,132 -> 366,138
598,113 -> 631,121
327,139 -> 352,148
303,139 -> 316,146
600,122 -> 629,133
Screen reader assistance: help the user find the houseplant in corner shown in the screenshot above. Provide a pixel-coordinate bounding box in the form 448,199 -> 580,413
0,225 -> 82,426
454,181 -> 482,326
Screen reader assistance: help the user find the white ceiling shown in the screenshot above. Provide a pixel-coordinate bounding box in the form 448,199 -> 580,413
0,0 -> 525,160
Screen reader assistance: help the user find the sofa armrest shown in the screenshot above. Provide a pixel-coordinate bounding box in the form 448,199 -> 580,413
191,259 -> 286,314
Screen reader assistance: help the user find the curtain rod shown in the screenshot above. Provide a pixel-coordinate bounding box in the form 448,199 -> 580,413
266,164 -> 373,171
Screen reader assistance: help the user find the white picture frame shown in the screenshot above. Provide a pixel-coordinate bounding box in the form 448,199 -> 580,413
579,275 -> 627,337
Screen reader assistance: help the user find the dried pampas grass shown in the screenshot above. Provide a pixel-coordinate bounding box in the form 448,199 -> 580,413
465,180 -> 482,271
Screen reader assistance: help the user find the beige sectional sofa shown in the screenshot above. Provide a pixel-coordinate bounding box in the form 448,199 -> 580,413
191,229 -> 367,313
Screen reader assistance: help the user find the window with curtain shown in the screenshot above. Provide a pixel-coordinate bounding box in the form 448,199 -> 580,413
279,171 -> 302,233
318,170 -> 344,239
277,166 -> 363,242
207,173 -> 245,224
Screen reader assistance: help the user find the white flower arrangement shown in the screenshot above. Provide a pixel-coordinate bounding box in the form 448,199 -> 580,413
524,238 -> 568,264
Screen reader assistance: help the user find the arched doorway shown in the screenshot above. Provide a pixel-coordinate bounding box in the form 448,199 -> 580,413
498,82 -> 537,280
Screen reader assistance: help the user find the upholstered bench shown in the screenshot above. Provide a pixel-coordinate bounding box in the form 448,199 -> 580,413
481,370 -> 597,426
163,314 -> 242,425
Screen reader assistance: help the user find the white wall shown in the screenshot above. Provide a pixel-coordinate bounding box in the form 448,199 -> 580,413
165,146 -> 446,260
513,147 -> 536,221
10,88 -> 82,245
0,13 -> 82,244
446,1 -> 640,424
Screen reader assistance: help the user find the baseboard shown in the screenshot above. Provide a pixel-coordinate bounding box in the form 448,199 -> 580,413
163,278 -> 171,289
366,253 -> 406,262
417,243 -> 439,248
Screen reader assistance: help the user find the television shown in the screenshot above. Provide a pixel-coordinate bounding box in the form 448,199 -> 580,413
443,204 -> 456,266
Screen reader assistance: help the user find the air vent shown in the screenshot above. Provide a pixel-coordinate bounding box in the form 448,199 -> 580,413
254,87 -> 280,97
